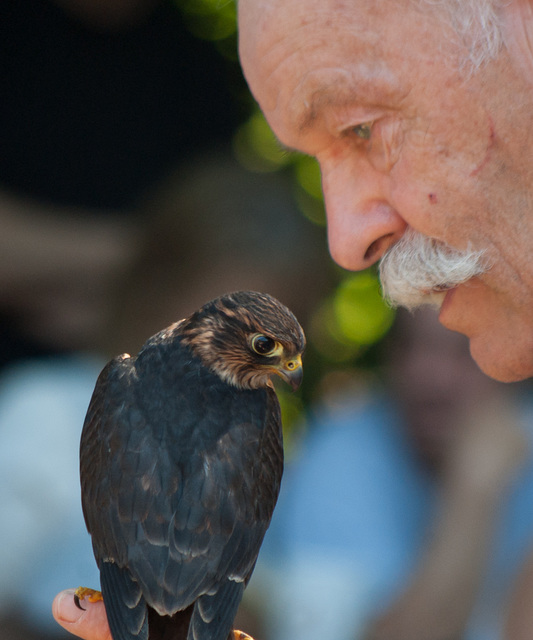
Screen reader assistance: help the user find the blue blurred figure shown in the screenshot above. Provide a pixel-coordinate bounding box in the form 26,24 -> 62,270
251,308 -> 533,640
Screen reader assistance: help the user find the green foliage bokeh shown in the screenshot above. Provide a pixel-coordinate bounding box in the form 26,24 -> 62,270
172,0 -> 395,434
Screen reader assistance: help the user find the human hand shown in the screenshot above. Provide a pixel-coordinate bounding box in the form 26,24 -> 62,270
52,590 -> 256,640
52,589 -> 111,640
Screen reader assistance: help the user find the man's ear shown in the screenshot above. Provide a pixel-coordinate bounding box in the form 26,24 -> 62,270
501,0 -> 533,83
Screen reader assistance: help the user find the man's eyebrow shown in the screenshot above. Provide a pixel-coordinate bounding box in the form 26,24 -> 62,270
295,87 -> 358,133
274,81 -> 376,154
296,93 -> 328,133
269,90 -> 346,155
294,100 -> 317,134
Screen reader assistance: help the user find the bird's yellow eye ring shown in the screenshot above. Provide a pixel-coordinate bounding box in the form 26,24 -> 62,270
286,360 -> 297,370
251,334 -> 281,357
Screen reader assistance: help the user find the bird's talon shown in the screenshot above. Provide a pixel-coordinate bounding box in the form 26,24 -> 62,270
74,586 -> 103,608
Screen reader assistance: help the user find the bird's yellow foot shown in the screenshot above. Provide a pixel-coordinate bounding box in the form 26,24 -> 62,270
233,630 -> 254,640
74,587 -> 103,610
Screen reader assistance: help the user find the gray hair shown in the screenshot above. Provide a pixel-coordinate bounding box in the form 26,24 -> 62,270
418,0 -> 503,69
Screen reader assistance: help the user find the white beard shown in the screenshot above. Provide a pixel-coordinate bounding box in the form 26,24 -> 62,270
379,228 -> 489,310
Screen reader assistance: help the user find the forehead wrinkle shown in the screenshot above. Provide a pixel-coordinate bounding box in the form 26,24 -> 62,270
254,14 -> 374,112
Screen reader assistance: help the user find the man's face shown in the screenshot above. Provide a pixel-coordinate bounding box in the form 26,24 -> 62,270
239,0 -> 533,381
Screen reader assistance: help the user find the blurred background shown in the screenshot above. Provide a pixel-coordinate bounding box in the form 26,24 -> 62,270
2,2 -> 533,640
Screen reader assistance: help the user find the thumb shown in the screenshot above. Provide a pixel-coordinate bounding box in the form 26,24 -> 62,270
52,589 -> 112,640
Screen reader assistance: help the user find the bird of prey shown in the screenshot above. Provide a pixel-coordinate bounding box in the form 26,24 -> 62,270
76,290 -> 305,640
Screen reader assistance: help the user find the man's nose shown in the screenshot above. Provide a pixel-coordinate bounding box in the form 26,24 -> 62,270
321,161 -> 407,271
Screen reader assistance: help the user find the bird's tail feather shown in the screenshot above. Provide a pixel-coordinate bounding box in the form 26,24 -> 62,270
100,561 -> 149,640
188,581 -> 245,640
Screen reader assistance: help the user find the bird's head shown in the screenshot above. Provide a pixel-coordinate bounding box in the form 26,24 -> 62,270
180,291 -> 305,391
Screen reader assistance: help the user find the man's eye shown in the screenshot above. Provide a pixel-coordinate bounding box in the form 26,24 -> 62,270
350,122 -> 373,140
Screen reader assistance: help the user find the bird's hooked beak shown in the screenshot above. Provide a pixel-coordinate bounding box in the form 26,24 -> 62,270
273,354 -> 303,391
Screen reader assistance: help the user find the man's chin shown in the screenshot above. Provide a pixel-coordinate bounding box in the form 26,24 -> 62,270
436,280 -> 533,382
466,334 -> 533,382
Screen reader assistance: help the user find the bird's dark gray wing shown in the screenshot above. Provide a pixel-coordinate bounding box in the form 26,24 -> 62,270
80,354 -> 152,640
80,341 -> 283,640
80,354 -> 141,566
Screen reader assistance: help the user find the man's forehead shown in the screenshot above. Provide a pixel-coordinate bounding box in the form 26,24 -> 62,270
239,0 -> 374,57
239,0 -> 419,87
241,3 -> 389,103
240,0 -> 451,70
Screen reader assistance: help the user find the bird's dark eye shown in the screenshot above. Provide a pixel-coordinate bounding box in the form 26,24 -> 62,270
251,334 -> 277,356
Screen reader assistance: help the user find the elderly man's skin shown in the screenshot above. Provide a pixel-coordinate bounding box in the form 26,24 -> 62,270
239,0 -> 533,383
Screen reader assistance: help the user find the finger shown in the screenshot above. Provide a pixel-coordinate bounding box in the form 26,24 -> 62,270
52,589 -> 112,640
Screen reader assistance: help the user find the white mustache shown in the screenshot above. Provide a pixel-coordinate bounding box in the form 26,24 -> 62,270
379,228 -> 489,309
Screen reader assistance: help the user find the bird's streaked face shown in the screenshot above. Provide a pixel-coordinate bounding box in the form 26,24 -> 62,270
180,291 -> 305,390
248,332 -> 303,390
